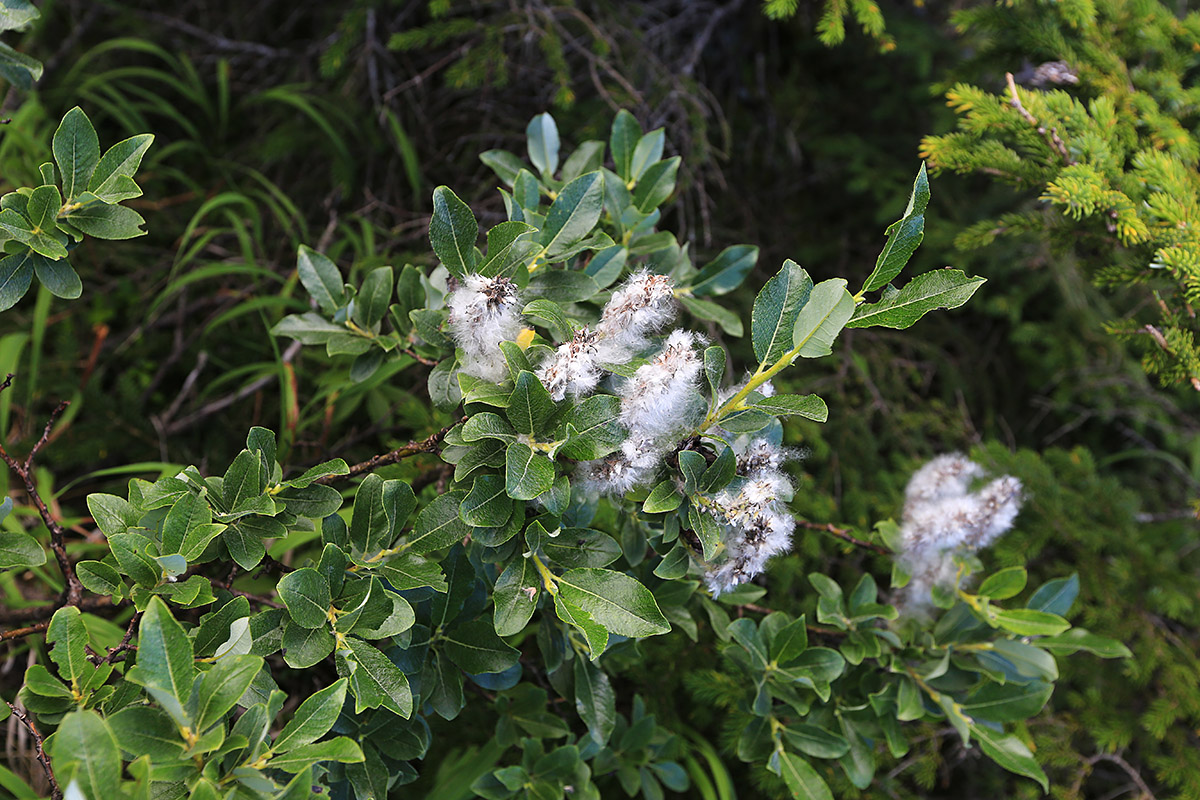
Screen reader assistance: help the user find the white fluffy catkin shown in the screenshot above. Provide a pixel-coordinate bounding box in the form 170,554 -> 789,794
446,274 -> 524,382
703,437 -> 797,596
576,330 -> 703,497
896,453 -> 1024,612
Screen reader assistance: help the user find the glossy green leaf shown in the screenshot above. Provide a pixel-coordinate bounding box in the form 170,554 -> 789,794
127,597 -> 195,725
527,113 -> 560,178
540,172 -> 604,258
773,752 -> 833,800
978,566 -> 1028,600
444,618 -> 521,674
341,638 -> 412,717
278,567 -> 332,628
969,724 -> 1049,791
54,107 -> 100,200
494,556 -> 540,636
507,371 -> 555,436
407,491 -> 470,553
46,606 -> 89,683
792,278 -> 854,358
505,442 -> 555,500
272,678 -> 348,752
751,260 -> 812,364
194,654 -> 262,731
430,185 -> 478,277
268,737 -> 365,772
47,712 -> 120,800
848,269 -> 985,329
557,568 -> 670,638
574,657 -> 616,745
862,163 -> 930,292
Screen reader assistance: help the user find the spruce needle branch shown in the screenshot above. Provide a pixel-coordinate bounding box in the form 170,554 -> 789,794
0,376 -> 82,606
4,699 -> 61,800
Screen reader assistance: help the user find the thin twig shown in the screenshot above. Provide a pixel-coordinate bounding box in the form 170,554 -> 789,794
796,518 -> 891,555
0,621 -> 51,641
1006,72 -> 1075,165
1089,752 -> 1157,800
0,595 -> 116,626
4,700 -> 61,800
0,377 -> 82,606
314,420 -> 461,484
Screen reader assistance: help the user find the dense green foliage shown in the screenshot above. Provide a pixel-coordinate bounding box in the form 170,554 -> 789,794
1,1 -> 1198,800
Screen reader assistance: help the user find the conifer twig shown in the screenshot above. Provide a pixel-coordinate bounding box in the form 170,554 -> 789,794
1006,72 -> 1075,165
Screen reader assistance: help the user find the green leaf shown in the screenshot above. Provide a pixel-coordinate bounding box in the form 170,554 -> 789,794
525,268 -> 601,301
286,458 -> 349,488
0,531 -> 45,569
553,593 -> 608,657
522,298 -> 573,341
194,654 -> 262,731
969,723 -> 1049,791
541,528 -> 622,569
848,269 -> 985,329
463,412 -> 518,443
783,723 -> 851,759
494,557 -> 539,636
480,220 -> 537,277
407,491 -> 470,553
0,40 -> 43,90
643,481 -> 683,513
557,568 -> 670,638
26,184 -> 60,236
46,606 -> 89,683
222,450 -> 263,513
862,163 -> 930,292
429,185 -> 478,278
962,681 -> 1052,722
1035,629 -> 1132,658
558,394 -> 624,460
107,706 -> 185,760
0,251 -> 35,311
540,172 -> 604,259
161,491 -> 211,554
76,561 -> 122,596
632,156 -> 680,213
444,618 -> 521,674
349,474 -> 389,556
273,678 -> 349,752
127,597 -> 195,726
751,260 -> 813,364
793,278 -> 854,358
341,638 -> 413,717
268,737 -> 365,772
574,657 -> 616,745
992,608 -> 1071,637
527,113 -> 560,178
47,712 -> 121,800
54,107 -> 100,201
1027,574 -> 1079,617
108,531 -> 160,586
978,567 -> 1028,600
769,616 -> 809,665
561,140 -> 606,182
88,134 -> 154,203
507,371 -> 555,436
278,568 -> 332,628
691,244 -> 758,296
461,474 -> 513,527
223,521 -> 268,571
296,245 -> 345,313
29,256 -> 80,304
65,201 -> 147,239
505,442 -> 555,500
585,244 -> 627,288
378,553 -> 447,592
282,620 -> 335,668
352,266 -> 394,331
480,149 -> 526,186
773,752 -> 833,800
750,393 -> 828,421
679,295 -> 744,337
610,110 -> 642,182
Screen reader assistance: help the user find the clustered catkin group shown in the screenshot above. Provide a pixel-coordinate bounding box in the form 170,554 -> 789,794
896,453 -> 1024,611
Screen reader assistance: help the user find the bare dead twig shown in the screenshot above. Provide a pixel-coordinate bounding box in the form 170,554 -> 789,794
1006,72 -> 1075,165
4,700 -> 61,800
0,377 -> 82,607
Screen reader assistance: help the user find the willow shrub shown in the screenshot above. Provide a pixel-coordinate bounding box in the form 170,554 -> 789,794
0,91 -> 1131,800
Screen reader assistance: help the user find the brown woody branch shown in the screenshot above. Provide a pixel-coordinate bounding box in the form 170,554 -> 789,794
796,518 -> 891,555
315,420 -> 461,484
4,699 -> 61,800
0,377 -> 82,607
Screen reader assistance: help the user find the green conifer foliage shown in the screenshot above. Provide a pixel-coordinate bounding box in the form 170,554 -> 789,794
920,0 -> 1200,389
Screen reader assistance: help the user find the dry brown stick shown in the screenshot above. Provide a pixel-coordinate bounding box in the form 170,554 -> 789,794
0,620 -> 52,641
0,377 -> 82,607
4,699 -> 61,800
796,518 -> 891,555
315,420 -> 461,484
